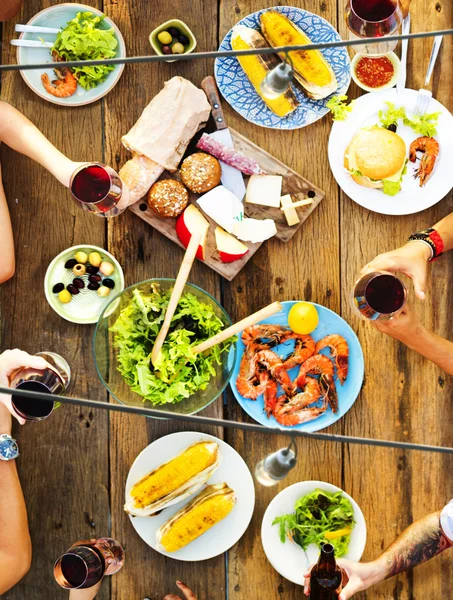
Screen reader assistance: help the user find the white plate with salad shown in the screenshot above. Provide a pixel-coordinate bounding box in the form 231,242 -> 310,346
17,4 -> 126,106
328,88 -> 453,215
261,481 -> 367,585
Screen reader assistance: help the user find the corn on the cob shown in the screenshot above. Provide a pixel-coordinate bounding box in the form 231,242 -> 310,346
260,11 -> 338,100
231,25 -> 299,117
156,483 -> 236,552
124,441 -> 221,517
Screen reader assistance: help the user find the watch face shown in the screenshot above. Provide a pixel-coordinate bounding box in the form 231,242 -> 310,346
0,436 -> 19,460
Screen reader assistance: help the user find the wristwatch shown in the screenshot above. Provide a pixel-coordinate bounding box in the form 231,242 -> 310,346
407,228 -> 444,261
0,434 -> 19,461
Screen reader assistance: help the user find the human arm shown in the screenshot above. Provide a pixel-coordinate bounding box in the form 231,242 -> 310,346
372,305 -> 453,375
0,0 -> 22,21
0,101 -> 80,187
0,405 -> 32,594
0,164 -> 15,283
164,581 -> 197,600
361,212 -> 453,300
303,510 -> 452,599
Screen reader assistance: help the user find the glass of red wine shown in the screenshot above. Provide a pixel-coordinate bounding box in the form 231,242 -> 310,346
345,0 -> 403,55
54,538 -> 125,590
9,352 -> 70,422
70,163 -> 125,218
352,271 -> 407,320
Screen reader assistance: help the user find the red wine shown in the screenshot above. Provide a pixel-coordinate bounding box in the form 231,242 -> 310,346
352,0 -> 397,22
365,274 -> 405,313
60,555 -> 87,588
71,165 -> 111,204
13,381 -> 54,419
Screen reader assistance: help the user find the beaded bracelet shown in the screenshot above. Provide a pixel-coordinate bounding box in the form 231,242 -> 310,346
407,228 -> 444,262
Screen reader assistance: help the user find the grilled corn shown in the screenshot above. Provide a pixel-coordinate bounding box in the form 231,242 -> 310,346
231,25 -> 299,117
156,483 -> 236,552
260,11 -> 338,100
124,441 -> 221,517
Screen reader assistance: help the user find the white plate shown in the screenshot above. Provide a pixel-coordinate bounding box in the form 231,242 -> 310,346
261,481 -> 367,585
17,4 -> 126,107
328,88 -> 453,215
125,431 -> 255,561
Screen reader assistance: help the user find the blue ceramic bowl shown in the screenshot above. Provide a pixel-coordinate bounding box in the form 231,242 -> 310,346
17,3 -> 126,106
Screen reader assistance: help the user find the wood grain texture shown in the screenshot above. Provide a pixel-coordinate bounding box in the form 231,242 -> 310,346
129,127 -> 324,280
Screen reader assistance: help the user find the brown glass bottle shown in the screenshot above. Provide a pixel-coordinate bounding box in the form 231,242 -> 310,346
309,543 -> 343,600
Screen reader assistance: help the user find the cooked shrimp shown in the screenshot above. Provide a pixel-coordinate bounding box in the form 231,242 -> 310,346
315,334 -> 349,385
242,324 -> 292,350
296,354 -> 335,388
263,379 -> 278,418
319,373 -> 339,414
236,345 -> 269,399
282,334 -> 315,370
41,67 -> 77,98
255,349 -> 294,396
274,380 -> 325,426
409,136 -> 439,187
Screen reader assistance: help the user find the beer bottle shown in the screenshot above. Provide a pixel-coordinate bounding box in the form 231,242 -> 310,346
309,543 -> 343,599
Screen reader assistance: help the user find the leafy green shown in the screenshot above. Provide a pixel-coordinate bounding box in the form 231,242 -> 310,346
378,101 -> 440,137
326,95 -> 355,121
52,11 -> 118,90
382,160 -> 407,196
272,488 -> 355,558
110,284 -> 234,406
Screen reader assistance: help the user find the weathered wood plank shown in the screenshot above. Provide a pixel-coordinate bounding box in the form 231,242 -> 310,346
0,1 -> 110,598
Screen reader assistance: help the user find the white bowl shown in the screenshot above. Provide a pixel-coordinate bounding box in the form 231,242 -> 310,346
351,51 -> 400,92
261,480 -> 367,585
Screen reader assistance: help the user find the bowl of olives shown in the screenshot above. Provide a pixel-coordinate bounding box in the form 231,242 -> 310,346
149,19 -> 197,62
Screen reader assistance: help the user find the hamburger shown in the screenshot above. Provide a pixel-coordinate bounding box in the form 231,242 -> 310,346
344,127 -> 407,196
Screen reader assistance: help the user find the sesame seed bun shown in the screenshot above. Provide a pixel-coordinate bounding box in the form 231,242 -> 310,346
344,127 -> 406,183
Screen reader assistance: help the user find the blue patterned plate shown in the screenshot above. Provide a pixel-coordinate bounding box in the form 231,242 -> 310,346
230,301 -> 364,432
215,6 -> 351,129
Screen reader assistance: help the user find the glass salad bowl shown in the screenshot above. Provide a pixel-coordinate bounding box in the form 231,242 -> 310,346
93,279 -> 235,415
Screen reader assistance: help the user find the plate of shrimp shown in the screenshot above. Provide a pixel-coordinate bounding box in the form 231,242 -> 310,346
16,4 -> 126,107
328,88 -> 453,215
230,301 -> 364,431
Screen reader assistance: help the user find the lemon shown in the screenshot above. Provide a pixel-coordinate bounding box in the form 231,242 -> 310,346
288,302 -> 318,334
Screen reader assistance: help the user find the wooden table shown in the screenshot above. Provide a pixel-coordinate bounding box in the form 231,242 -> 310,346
1,1 -> 453,598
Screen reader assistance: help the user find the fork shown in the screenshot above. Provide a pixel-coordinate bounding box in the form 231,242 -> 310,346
414,35 -> 443,115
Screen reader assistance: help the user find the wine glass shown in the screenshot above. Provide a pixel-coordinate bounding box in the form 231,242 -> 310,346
351,271 -> 407,321
70,163 -> 125,218
345,0 -> 403,55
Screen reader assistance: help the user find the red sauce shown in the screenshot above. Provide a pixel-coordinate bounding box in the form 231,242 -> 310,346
355,55 -> 394,88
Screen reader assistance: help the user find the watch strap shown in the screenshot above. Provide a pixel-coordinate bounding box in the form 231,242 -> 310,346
407,228 -> 444,262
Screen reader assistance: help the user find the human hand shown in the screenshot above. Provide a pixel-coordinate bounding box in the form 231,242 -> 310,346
0,349 -> 48,425
372,304 -> 424,347
361,242 -> 431,300
163,580 -> 197,600
69,580 -> 102,600
303,559 -> 384,599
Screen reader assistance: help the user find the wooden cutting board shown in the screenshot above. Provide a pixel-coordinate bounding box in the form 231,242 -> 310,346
129,127 -> 324,280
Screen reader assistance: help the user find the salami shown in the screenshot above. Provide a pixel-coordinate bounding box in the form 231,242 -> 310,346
196,133 -> 266,176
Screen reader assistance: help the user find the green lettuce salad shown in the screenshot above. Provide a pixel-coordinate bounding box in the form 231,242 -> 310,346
52,12 -> 118,90
378,101 -> 441,137
110,284 -> 233,405
273,489 -> 355,558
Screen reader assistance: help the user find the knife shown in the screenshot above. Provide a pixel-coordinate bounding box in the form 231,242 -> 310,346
397,13 -> 410,96
201,76 -> 246,200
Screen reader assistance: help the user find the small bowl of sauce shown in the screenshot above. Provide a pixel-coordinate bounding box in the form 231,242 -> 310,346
351,52 -> 400,92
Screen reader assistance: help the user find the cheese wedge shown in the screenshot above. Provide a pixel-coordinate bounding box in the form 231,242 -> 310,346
233,218 -> 277,243
280,194 -> 300,226
197,186 -> 244,234
246,175 -> 282,208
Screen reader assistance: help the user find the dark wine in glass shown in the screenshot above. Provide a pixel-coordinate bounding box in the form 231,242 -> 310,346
352,271 -> 406,320
345,0 -> 403,54
54,546 -> 104,589
70,163 -> 124,217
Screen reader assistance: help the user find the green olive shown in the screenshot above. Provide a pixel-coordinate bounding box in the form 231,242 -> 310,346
74,251 -> 88,264
157,31 -> 173,45
172,42 -> 185,55
58,289 -> 72,304
97,286 -> 111,298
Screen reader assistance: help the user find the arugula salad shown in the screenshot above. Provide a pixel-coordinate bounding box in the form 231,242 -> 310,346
110,284 -> 233,405
273,488 -> 355,558
52,12 -> 118,90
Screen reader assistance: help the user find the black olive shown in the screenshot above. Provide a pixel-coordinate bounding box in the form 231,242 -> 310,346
387,123 -> 397,132
88,282 -> 100,291
67,284 -> 79,295
89,274 -> 102,283
73,278 -> 85,289
64,258 -> 78,269
102,278 -> 115,289
168,27 -> 180,36
52,282 -> 64,294
178,34 -> 189,45
86,265 -> 99,275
